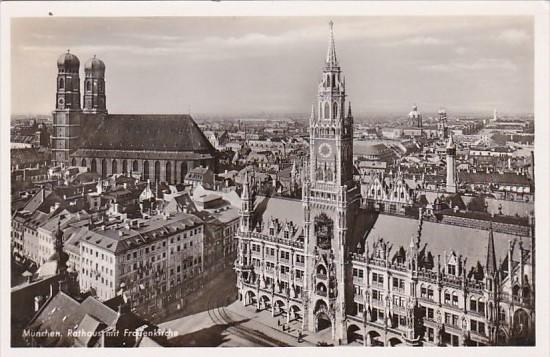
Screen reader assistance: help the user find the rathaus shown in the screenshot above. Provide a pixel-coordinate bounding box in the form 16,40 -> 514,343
234,22 -> 535,346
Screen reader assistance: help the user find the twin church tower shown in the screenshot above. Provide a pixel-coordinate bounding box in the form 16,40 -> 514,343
52,52 -> 106,164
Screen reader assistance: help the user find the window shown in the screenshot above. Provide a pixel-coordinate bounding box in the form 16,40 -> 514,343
280,251 -> 290,260
470,298 -> 477,312
444,292 -> 451,305
452,293 -> 459,307
421,286 -> 427,298
352,268 -> 364,278
427,327 -> 434,342
428,287 -> 434,300
478,301 -> 486,314
448,264 -> 456,276
393,277 -> 405,290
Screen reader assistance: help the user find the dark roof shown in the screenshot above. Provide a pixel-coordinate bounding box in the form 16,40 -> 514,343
11,148 -> 49,166
79,114 -> 215,153
366,214 -> 531,269
26,292 -> 118,347
458,172 -> 530,186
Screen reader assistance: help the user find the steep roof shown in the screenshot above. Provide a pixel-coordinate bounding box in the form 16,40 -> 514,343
79,114 -> 215,153
365,214 -> 531,268
26,292 -> 118,347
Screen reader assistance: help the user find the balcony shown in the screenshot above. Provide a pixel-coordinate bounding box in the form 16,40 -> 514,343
316,273 -> 328,280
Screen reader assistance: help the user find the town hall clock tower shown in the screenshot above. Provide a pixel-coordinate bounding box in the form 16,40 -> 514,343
302,21 -> 361,342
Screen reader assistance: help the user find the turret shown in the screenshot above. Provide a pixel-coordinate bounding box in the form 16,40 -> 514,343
83,55 -> 107,114
445,134 -> 457,193
240,170 -> 254,231
52,50 -> 82,165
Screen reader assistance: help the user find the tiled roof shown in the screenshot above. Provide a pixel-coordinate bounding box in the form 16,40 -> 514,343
78,114 -> 215,153
365,214 -> 531,268
458,172 -> 530,186
26,292 -> 118,347
11,148 -> 49,166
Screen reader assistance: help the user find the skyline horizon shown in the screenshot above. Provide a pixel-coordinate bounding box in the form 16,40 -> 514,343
11,16 -> 534,116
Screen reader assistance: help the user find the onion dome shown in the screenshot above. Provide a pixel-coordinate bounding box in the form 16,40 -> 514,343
57,50 -> 80,73
84,55 -> 106,76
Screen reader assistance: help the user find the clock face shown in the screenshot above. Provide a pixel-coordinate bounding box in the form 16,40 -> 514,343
318,143 -> 332,158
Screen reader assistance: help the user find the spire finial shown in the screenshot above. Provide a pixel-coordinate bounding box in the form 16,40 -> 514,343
347,101 -> 352,117
326,20 -> 338,66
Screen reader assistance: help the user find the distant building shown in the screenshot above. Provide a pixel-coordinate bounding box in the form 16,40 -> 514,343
184,166 -> 215,189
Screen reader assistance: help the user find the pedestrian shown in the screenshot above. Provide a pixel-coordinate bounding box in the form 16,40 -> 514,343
297,329 -> 302,343
277,319 -> 281,327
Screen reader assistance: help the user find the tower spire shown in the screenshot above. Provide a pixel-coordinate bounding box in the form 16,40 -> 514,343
326,20 -> 338,67
486,222 -> 497,275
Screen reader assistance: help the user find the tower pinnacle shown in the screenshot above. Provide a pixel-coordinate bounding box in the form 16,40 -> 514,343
486,223 -> 497,275
326,20 -> 338,67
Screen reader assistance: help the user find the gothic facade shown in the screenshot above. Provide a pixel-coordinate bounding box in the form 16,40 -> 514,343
234,22 -> 535,346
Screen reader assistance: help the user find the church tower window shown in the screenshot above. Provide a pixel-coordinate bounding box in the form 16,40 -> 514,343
324,102 -> 330,119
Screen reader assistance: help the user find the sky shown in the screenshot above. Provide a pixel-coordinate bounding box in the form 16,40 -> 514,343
11,16 -> 534,116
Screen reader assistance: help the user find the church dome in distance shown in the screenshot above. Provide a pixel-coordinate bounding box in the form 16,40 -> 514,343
84,55 -> 106,76
57,50 -> 80,72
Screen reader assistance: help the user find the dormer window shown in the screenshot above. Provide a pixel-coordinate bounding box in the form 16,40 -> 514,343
284,230 -> 289,239
269,228 -> 274,236
447,263 -> 456,276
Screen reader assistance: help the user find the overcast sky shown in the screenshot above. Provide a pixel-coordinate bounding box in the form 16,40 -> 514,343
11,16 -> 533,116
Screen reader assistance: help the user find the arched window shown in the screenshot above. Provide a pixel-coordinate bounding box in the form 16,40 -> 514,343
324,102 -> 330,119
91,159 -> 97,173
143,161 -> 150,180
111,160 -> 118,174
132,160 -> 138,172
166,162 -> 172,184
81,158 -> 87,167
59,78 -> 65,89
71,158 -> 76,166
101,159 -> 107,178
333,102 -> 338,119
122,160 -> 128,173
86,80 -> 91,91
154,161 -> 160,181
327,75 -> 331,88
